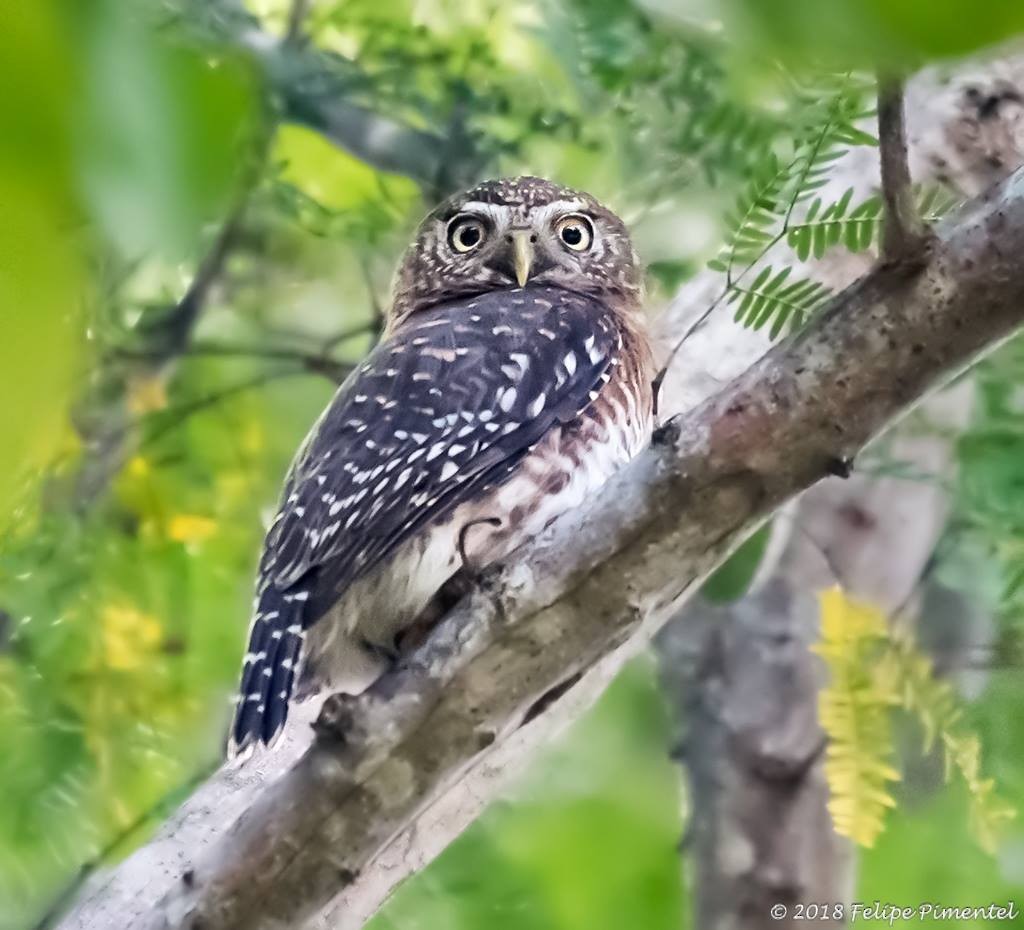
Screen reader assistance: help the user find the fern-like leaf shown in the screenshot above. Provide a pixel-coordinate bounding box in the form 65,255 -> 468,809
814,588 -> 901,848
785,183 -> 960,262
815,588 -> 1016,853
708,154 -> 792,275
728,265 -> 832,337
787,189 -> 883,260
881,634 -> 1017,853
915,183 -> 961,223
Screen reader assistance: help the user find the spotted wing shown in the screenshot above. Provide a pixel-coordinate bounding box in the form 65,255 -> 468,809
232,286 -> 620,751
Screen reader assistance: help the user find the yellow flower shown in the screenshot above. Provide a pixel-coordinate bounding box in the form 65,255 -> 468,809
101,603 -> 163,671
167,513 -> 218,544
126,455 -> 151,477
126,374 -> 168,415
241,419 -> 265,455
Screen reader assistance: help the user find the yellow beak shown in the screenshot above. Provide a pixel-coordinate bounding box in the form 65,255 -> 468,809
511,230 -> 533,288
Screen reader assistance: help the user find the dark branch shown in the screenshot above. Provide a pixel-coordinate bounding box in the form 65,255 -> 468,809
136,204 -> 246,361
66,127 -> 272,512
284,0 -> 311,44
878,74 -> 932,261
114,338 -> 363,384
158,0 -> 481,192
141,367 -> 345,448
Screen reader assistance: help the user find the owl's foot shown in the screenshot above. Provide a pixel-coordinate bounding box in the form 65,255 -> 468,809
360,637 -> 401,668
457,516 -> 503,574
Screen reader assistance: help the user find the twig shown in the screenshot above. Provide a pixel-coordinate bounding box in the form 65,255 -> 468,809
321,319 -> 378,351
67,119 -> 274,512
878,74 -> 931,262
284,0 -> 312,44
131,212 -> 246,362
141,369 -> 314,447
115,339 -> 360,382
651,91 -> 848,418
137,110 -> 275,362
190,342 -> 356,382
357,255 -> 386,340
651,232 -> 783,420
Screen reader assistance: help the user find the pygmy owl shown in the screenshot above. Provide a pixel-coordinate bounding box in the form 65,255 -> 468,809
231,176 -> 655,754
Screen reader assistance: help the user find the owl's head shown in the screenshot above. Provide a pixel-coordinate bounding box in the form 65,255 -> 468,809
388,176 -> 642,328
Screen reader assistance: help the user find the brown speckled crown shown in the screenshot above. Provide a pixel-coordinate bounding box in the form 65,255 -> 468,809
449,176 -> 592,209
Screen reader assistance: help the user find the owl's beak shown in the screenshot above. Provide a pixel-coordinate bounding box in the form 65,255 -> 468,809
511,230 -> 534,287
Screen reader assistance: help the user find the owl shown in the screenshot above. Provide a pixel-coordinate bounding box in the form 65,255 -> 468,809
230,176 -> 655,754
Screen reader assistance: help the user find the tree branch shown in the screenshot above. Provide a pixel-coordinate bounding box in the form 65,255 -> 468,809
163,0 -> 482,191
65,129 -> 271,512
878,74 -> 932,261
284,0 -> 311,45
58,164 -> 1024,930
235,32 -> 478,194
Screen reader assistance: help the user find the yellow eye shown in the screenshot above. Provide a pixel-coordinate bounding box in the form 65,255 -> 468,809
448,217 -> 487,253
556,214 -> 594,252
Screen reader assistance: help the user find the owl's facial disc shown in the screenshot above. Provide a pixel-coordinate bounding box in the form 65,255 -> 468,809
443,203 -> 604,291
388,177 -> 643,329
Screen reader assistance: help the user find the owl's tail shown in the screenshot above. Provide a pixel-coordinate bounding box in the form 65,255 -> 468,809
228,576 -> 314,757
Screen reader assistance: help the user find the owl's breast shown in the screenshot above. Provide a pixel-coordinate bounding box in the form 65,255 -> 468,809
456,340 -> 654,566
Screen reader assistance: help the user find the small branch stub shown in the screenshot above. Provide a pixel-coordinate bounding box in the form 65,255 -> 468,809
877,75 -> 933,262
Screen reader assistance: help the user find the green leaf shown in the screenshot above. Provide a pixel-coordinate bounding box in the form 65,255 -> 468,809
0,3 -> 85,520
77,2 -> 259,259
730,0 -> 1024,67
647,259 -> 695,294
701,524 -> 772,603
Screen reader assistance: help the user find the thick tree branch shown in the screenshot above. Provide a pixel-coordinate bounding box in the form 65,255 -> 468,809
656,582 -> 844,928
58,164 -> 1024,930
235,30 -> 479,194
878,75 -> 932,261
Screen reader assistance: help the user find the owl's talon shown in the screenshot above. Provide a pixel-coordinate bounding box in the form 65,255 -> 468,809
313,692 -> 360,744
361,637 -> 400,667
457,516 -> 503,574
652,416 -> 681,447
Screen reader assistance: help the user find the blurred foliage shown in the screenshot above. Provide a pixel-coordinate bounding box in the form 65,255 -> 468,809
815,588 -> 903,848
0,5 -> 86,519
715,0 -> 1024,68
701,522 -> 771,604
814,589 -> 1014,851
1,0 -> 1024,928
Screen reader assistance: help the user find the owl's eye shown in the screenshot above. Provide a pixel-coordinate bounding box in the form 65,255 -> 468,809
555,215 -> 594,252
448,217 -> 487,253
